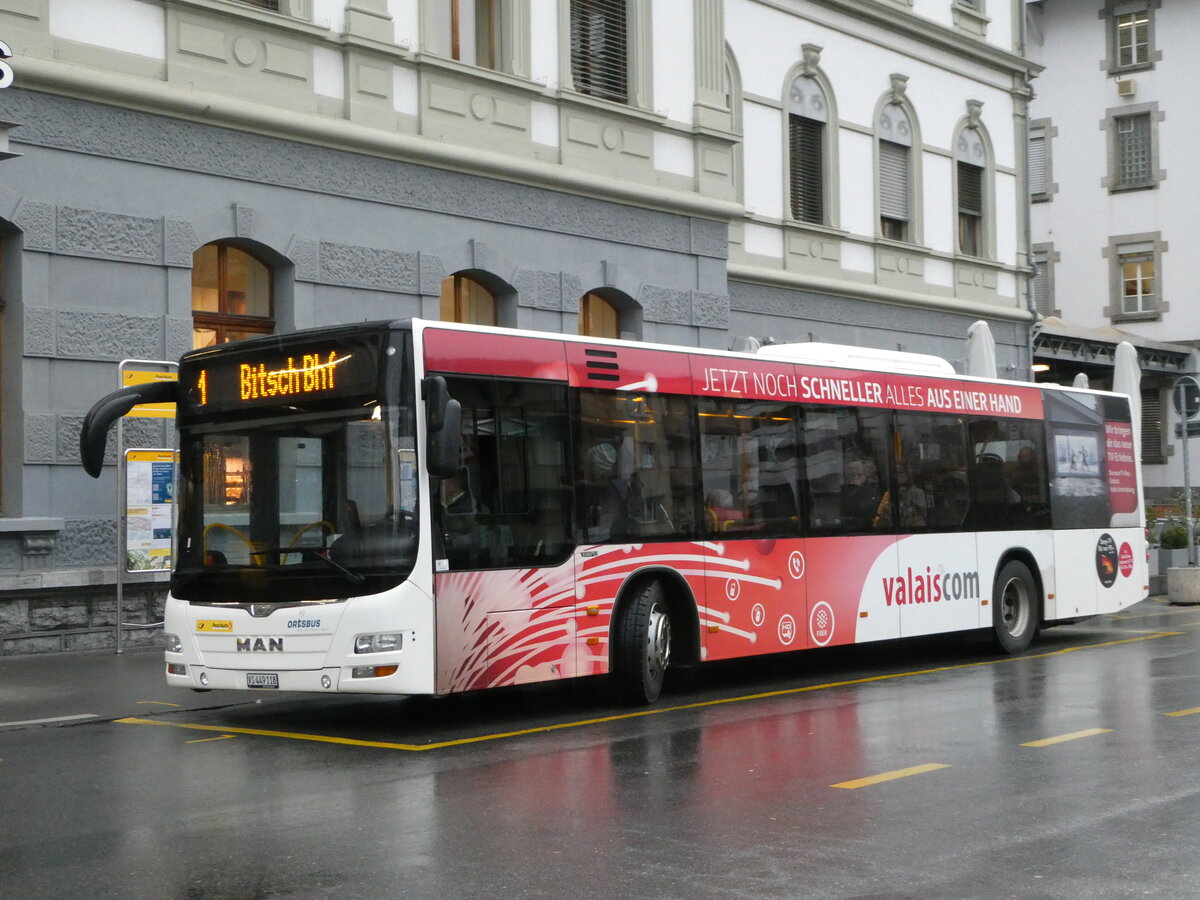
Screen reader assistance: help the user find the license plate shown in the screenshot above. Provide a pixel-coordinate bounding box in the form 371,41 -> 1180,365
246,672 -> 279,689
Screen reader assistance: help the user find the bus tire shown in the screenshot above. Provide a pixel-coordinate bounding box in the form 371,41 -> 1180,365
992,559 -> 1039,653
612,579 -> 672,705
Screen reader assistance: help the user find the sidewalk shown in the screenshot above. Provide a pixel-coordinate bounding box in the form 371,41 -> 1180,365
0,646 -> 255,729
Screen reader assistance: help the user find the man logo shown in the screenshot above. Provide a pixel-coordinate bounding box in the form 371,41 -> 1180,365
236,637 -> 284,652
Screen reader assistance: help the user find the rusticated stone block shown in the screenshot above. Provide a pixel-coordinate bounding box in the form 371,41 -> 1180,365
164,219 -> 200,267
92,599 -> 117,627
288,236 -> 320,282
691,291 -> 730,329
65,631 -> 116,652
3,635 -> 62,655
57,207 -> 159,262
25,307 -> 56,357
0,537 -> 21,571
29,602 -> 89,630
320,242 -> 419,293
0,599 -> 29,633
23,414 -> 56,464
123,627 -> 164,648
57,310 -> 160,360
640,285 -> 690,325
14,200 -> 55,251
56,520 -> 116,567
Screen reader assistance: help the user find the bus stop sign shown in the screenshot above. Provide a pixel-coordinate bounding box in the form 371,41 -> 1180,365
1173,375 -> 1200,420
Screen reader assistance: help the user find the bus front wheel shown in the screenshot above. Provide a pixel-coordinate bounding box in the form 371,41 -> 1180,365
992,560 -> 1039,653
612,580 -> 672,705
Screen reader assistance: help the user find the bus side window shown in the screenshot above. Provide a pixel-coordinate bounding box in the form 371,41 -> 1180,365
577,390 -> 697,543
894,410 -> 970,533
697,397 -> 800,538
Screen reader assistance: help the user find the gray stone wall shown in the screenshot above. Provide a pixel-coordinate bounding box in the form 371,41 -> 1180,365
0,585 -> 166,655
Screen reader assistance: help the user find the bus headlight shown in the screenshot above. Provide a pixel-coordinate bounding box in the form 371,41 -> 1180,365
354,633 -> 402,654
164,633 -> 183,653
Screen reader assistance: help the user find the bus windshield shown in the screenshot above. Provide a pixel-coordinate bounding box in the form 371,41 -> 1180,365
172,327 -> 417,605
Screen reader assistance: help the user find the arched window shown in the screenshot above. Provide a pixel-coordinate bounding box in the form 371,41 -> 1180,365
580,292 -> 620,338
191,243 -> 273,348
878,103 -> 913,242
440,273 -> 497,325
787,74 -> 828,224
956,127 -> 987,257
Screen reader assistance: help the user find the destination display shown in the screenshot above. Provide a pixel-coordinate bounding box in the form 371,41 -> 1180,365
179,335 -> 385,415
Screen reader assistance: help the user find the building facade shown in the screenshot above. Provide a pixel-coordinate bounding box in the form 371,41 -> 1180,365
0,0 -> 1038,653
1026,0 -> 1195,503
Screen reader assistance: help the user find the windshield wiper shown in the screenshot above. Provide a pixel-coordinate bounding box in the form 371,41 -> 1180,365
279,547 -> 367,587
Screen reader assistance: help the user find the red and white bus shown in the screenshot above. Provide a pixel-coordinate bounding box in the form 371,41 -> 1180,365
81,319 -> 1147,703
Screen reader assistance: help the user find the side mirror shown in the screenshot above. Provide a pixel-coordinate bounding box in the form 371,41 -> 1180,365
421,375 -> 461,478
423,375 -> 451,433
428,399 -> 461,478
79,381 -> 178,478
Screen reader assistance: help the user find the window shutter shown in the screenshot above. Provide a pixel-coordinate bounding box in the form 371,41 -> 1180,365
1032,252 -> 1051,316
879,140 -> 909,221
1029,128 -> 1046,195
789,115 -> 824,223
1141,387 -> 1163,462
570,0 -> 628,104
958,161 -> 982,215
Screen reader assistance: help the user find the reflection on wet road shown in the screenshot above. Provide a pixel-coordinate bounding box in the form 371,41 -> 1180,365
5,599 -> 1200,899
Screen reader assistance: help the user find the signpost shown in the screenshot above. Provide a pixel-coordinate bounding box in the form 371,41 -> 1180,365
115,360 -> 177,652
1175,376 -> 1200,566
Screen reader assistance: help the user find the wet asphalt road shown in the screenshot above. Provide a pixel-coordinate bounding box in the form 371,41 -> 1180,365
3,598 -> 1200,899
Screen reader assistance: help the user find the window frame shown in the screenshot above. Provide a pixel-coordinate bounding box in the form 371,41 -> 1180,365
420,0 -> 530,76
563,0 -> 651,109
875,92 -> 921,244
1104,231 -> 1168,323
1104,105 -> 1162,193
440,273 -> 499,326
784,62 -> 836,228
953,115 -> 993,260
191,243 -> 275,349
1102,1 -> 1160,74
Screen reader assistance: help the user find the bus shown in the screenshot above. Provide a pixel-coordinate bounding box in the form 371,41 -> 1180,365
80,319 -> 1147,704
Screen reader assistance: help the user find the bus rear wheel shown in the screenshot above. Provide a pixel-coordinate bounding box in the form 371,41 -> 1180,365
992,560 -> 1039,653
612,580 -> 672,705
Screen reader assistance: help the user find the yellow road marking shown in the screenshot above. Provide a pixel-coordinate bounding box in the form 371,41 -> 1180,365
1021,728 -> 1112,747
186,735 -> 236,744
137,701 -> 181,707
1164,707 -> 1200,718
833,763 -> 950,790
116,631 -> 1181,752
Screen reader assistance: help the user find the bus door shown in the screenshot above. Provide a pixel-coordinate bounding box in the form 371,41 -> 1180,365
433,373 -> 579,691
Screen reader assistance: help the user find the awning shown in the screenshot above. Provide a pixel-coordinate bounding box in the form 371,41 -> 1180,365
1033,316 -> 1192,378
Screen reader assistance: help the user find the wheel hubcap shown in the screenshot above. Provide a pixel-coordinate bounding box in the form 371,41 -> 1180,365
646,602 -> 671,679
1000,577 -> 1029,636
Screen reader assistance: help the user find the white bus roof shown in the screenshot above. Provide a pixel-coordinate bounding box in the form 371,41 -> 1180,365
757,342 -> 957,377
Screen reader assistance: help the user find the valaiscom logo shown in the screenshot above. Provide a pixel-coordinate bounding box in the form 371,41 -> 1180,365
882,567 -> 981,606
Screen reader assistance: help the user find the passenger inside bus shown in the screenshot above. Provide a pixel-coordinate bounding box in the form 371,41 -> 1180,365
841,459 -> 883,531
705,489 -> 745,532
440,467 -> 489,567
583,441 -> 640,542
